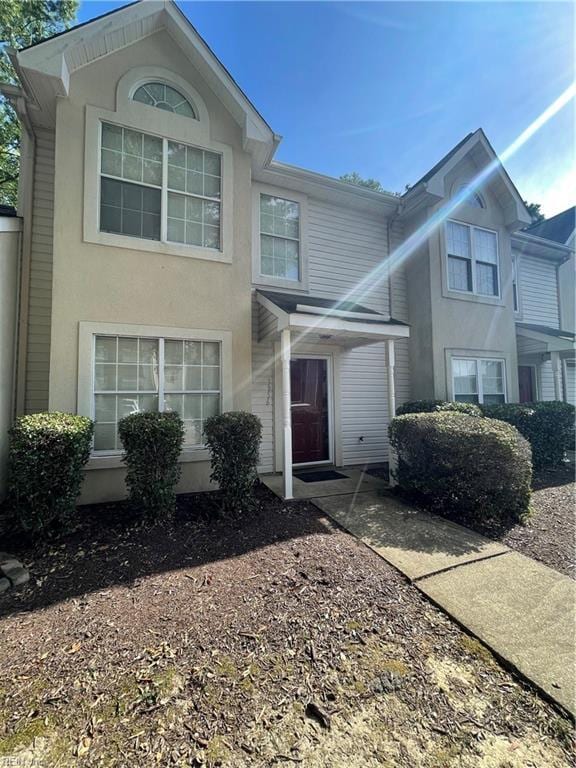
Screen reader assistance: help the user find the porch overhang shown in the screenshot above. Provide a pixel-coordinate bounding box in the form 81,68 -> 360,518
256,290 -> 410,346
516,323 -> 576,356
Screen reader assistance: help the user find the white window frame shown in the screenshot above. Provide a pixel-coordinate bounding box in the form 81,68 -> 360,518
99,122 -> 222,251
451,356 -> 507,404
78,322 -> 233,469
252,183 -> 309,291
84,105 -> 234,264
446,220 -> 501,298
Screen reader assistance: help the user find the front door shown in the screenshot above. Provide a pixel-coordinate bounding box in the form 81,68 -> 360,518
290,358 -> 330,464
518,366 -> 534,403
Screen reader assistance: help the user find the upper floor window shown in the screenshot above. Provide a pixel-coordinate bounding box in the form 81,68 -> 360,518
260,194 -> 300,280
133,82 -> 197,119
455,183 -> 484,208
100,122 -> 221,249
446,220 -> 499,297
452,357 -> 506,405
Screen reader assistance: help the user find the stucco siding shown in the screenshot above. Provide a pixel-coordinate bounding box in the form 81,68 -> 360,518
518,254 -> 559,328
25,129 -> 55,414
389,217 -> 411,408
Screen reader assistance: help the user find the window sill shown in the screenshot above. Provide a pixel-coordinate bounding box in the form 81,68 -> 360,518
84,230 -> 232,264
253,276 -> 308,293
86,447 -> 210,470
442,287 -> 504,307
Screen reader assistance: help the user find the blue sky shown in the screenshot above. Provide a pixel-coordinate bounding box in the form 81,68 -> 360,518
77,1 -> 575,217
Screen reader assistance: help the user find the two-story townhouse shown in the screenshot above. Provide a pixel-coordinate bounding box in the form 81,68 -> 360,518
0,0 -> 573,503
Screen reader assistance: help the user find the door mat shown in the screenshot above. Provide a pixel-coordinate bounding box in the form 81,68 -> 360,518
293,470 -> 349,483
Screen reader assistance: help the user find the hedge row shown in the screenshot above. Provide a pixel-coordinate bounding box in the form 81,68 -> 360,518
389,412 -> 532,526
397,399 -> 575,469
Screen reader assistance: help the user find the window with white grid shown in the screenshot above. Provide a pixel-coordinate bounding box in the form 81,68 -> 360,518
100,122 -> 221,250
452,357 -> 506,404
93,335 -> 221,452
260,194 -> 300,280
446,220 -> 500,297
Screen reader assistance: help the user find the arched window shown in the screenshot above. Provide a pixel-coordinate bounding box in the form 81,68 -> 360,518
455,183 -> 484,208
133,82 -> 197,119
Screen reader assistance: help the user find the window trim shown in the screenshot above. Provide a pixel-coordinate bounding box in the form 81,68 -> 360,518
451,356 -> 507,405
84,105 -> 233,264
78,322 -> 233,468
252,182 -> 309,291
445,219 -> 501,299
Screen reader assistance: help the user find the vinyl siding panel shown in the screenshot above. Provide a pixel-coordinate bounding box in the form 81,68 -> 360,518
308,200 -> 389,313
539,360 -> 555,401
25,129 -> 55,413
518,254 -> 559,328
251,297 -> 275,472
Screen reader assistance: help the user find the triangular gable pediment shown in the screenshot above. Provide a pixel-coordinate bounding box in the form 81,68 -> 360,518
12,1 -> 278,161
404,129 -> 532,229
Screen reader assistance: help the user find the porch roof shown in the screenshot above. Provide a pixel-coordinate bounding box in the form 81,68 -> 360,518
256,290 -> 410,345
516,323 -> 575,354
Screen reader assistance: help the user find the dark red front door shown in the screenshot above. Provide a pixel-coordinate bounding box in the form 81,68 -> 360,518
518,366 -> 534,403
290,358 -> 329,464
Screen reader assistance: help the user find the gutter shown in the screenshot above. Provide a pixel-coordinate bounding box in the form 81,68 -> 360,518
0,74 -> 37,416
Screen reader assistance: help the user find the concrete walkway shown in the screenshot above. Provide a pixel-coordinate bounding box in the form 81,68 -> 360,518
312,490 -> 576,716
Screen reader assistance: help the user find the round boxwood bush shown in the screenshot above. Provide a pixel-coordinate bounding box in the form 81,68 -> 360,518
118,411 -> 184,520
396,399 -> 482,417
481,401 -> 575,469
204,411 -> 262,513
389,412 -> 532,527
7,412 -> 94,534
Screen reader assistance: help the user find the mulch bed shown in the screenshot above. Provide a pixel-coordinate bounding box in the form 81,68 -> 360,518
0,485 -> 574,767
469,464 -> 575,579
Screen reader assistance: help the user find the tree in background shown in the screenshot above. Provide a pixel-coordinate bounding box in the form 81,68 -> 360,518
339,171 -> 386,193
524,201 -> 545,224
0,1 -> 78,207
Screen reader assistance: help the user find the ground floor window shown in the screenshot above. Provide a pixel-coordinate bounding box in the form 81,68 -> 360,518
452,357 -> 506,405
93,334 -> 221,452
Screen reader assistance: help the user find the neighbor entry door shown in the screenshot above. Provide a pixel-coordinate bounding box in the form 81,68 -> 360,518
290,357 -> 331,465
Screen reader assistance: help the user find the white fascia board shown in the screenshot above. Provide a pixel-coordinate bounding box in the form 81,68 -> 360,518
289,313 -> 410,339
295,304 -> 391,322
516,326 -> 575,351
512,232 -> 573,262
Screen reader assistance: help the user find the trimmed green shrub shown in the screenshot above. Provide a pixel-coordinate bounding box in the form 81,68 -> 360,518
396,399 -> 482,417
118,411 -> 184,520
389,412 -> 532,526
7,412 -> 94,534
204,411 -> 262,513
480,401 -> 575,469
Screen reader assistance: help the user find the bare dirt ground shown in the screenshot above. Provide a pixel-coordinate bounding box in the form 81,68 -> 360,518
0,486 -> 574,767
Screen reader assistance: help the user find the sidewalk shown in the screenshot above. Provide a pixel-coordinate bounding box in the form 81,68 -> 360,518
312,489 -> 576,716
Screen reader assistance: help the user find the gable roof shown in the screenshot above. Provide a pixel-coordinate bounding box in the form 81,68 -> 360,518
402,128 -> 532,229
523,207 -> 575,245
11,0 -> 278,162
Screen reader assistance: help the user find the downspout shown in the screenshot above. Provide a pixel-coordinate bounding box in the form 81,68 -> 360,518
0,80 -> 36,416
